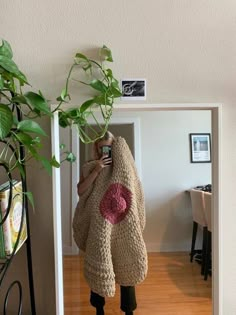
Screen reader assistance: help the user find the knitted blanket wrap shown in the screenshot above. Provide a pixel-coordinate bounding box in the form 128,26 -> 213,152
73,137 -> 148,297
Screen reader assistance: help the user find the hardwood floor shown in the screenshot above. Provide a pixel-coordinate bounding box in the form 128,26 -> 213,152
63,252 -> 212,315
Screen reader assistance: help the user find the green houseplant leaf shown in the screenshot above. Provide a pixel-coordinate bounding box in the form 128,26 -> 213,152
24,191 -> 35,211
24,92 -> 52,116
0,104 -> 13,139
0,39 -> 13,59
50,155 -> 60,168
17,120 -> 47,136
0,75 -> 4,89
0,55 -> 28,84
66,152 -> 76,163
89,79 -> 107,92
100,45 -> 113,62
79,99 -> 95,113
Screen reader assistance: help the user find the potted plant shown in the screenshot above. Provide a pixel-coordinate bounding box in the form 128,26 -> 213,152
0,38 -> 121,313
56,44 -> 122,143
0,40 -> 121,179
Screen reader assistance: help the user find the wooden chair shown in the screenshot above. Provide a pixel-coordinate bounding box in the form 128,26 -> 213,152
203,192 -> 212,280
189,189 -> 208,275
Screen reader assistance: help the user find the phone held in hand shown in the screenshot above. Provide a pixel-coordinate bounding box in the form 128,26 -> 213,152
102,146 -> 112,159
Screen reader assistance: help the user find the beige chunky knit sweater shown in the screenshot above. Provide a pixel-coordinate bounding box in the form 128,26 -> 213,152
73,137 -> 148,297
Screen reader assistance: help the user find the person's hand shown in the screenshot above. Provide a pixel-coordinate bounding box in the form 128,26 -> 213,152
94,155 -> 112,173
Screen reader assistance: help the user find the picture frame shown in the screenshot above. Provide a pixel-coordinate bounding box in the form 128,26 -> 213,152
121,79 -> 146,100
189,133 -> 211,163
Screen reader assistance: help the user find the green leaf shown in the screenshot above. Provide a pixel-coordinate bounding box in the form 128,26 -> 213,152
100,45 -> 113,62
24,191 -> 35,210
14,132 -> 33,146
13,115 -> 19,126
16,70 -> 28,85
60,143 -> 66,150
66,152 -> 76,163
40,156 -> 52,175
74,53 -> 90,63
90,79 -> 107,92
59,112 -> 70,128
93,95 -> 112,106
80,99 -> 95,113
0,40 -> 13,59
105,68 -> 113,78
17,120 -> 47,136
0,55 -> 27,84
14,132 -> 39,159
0,104 -> 13,139
12,95 -> 43,117
15,161 -> 26,180
111,78 -> 120,88
59,88 -> 68,101
31,136 -> 41,144
24,92 -> 52,116
50,155 -> 60,167
74,53 -> 92,71
110,85 -> 122,97
0,75 -> 3,89
67,108 -> 80,119
11,95 -> 28,104
82,63 -> 92,72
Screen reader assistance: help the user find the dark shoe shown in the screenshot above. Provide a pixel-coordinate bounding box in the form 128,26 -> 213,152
96,307 -> 104,315
120,286 -> 137,312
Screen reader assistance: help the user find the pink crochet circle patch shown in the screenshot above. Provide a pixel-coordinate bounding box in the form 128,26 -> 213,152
100,183 -> 132,224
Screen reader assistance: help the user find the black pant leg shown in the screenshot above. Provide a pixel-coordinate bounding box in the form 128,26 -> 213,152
120,286 -> 137,313
90,290 -> 105,308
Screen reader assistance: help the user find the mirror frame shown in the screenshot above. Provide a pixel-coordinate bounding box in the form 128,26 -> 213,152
51,103 -> 222,315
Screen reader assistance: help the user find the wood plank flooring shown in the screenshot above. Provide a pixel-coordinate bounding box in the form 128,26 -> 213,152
63,252 -> 212,315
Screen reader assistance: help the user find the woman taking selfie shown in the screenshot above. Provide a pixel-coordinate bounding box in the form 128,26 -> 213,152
73,131 -> 148,315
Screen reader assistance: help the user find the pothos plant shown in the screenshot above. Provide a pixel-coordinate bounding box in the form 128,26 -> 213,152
0,39 -> 121,206
57,45 -> 122,143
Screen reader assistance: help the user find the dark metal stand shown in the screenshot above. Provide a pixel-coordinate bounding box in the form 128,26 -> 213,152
0,106 -> 36,314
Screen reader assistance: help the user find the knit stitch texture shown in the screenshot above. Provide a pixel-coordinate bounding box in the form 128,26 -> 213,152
73,137 -> 148,297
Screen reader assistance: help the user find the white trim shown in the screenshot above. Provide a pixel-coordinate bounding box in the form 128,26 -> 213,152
51,103 -> 222,315
52,102 -> 221,111
114,103 -> 220,110
212,105 -> 222,315
51,108 -> 64,315
70,126 -> 80,255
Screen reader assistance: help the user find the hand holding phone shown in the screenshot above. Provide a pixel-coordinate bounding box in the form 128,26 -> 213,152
102,145 -> 112,158
101,145 -> 112,165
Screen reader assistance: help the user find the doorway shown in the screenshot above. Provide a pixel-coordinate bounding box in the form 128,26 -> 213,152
51,103 -> 221,315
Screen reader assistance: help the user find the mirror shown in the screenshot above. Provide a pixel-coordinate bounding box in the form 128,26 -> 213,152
51,104 -> 221,315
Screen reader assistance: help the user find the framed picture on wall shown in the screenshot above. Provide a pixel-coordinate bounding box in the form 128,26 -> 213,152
121,79 -> 146,100
189,133 -> 211,163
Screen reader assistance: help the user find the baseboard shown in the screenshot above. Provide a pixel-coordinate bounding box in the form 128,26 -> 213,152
63,245 -> 79,255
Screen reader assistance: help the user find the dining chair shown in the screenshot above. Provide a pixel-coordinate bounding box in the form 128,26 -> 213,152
189,189 -> 208,275
203,192 -> 212,280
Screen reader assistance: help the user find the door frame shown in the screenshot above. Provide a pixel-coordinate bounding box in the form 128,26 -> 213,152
51,103 -> 222,315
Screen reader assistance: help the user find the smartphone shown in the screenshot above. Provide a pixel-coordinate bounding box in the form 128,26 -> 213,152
102,145 -> 112,159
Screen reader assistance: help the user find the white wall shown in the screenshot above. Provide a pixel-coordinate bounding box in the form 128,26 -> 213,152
1,1 -> 236,314
111,110 -> 211,251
